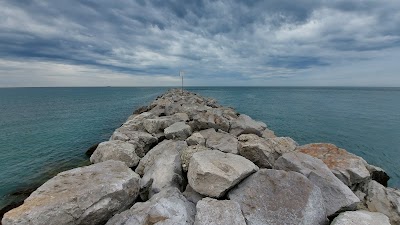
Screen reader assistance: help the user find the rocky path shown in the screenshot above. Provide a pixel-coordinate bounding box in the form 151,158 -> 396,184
2,89 -> 399,225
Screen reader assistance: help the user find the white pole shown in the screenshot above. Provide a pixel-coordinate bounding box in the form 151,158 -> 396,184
180,71 -> 184,93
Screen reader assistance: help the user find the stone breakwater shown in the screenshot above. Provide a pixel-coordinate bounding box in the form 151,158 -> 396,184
2,89 -> 399,225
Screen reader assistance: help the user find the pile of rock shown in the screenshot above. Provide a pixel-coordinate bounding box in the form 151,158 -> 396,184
2,89 -> 399,225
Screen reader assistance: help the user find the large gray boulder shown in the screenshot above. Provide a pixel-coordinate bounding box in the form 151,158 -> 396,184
229,114 -> 267,136
194,198 -> 246,225
238,134 -> 297,168
164,122 -> 192,140
189,109 -> 231,132
180,145 -> 210,172
143,113 -> 189,134
90,140 -> 140,167
228,169 -> 328,225
2,161 -> 141,225
106,188 -> 196,225
274,152 -> 360,216
110,128 -> 158,157
297,143 -> 370,187
199,128 -> 238,154
121,112 -> 156,131
135,140 -> 187,200
186,132 -> 206,146
183,184 -> 204,204
360,180 -> 400,225
331,210 -> 391,225
188,150 -> 258,198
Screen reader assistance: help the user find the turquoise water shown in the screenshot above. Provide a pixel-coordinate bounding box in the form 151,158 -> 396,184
0,87 -> 399,208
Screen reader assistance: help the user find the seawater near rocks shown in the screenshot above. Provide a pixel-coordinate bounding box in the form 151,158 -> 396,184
3,88 -> 399,225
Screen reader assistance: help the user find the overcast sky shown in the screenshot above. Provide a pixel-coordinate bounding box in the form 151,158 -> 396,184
1,0 -> 400,87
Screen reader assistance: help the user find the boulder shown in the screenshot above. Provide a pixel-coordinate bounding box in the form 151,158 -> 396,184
2,161 -> 141,225
106,188 -> 196,225
261,127 -> 276,138
180,145 -> 210,172
143,113 -> 189,134
331,210 -> 391,225
238,134 -> 297,168
164,122 -> 192,140
135,140 -> 187,200
90,140 -> 140,167
366,164 -> 390,187
194,198 -> 246,225
228,169 -> 328,225
274,152 -> 360,216
297,143 -> 370,187
186,132 -> 206,146
229,114 -> 266,136
189,109 -> 230,132
110,128 -> 158,157
188,150 -> 258,198
199,128 -> 238,154
122,112 -> 156,131
361,180 -> 400,225
183,184 -> 205,204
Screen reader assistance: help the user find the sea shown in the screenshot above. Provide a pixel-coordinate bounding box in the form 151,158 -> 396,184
0,87 -> 399,208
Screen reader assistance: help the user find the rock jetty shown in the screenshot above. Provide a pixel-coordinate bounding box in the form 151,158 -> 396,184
2,89 -> 399,225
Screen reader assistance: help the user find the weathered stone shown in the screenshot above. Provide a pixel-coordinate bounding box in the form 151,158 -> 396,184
135,140 -> 187,200
238,134 -> 297,168
90,140 -> 140,167
199,128 -> 238,154
194,198 -> 246,225
122,112 -> 156,131
106,188 -> 196,225
297,143 -> 370,187
189,109 -> 231,132
183,184 -> 204,204
361,180 -> 400,225
228,169 -> 328,225
180,145 -> 210,172
186,132 -> 206,146
2,161 -> 141,225
366,164 -> 390,187
143,113 -> 189,134
229,114 -> 266,136
164,122 -> 192,140
331,210 -> 391,225
188,150 -> 258,198
261,127 -> 276,138
110,128 -> 158,157
275,152 -> 360,216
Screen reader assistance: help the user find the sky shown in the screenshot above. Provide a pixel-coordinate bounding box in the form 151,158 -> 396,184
0,0 -> 400,87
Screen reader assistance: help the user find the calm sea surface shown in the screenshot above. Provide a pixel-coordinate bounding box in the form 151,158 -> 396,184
0,87 -> 399,208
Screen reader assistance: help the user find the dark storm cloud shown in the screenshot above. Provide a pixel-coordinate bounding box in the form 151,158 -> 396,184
0,0 -> 399,86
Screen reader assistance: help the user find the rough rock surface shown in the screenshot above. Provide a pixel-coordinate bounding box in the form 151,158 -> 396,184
186,132 -> 206,146
164,122 -> 193,140
183,184 -> 204,204
297,143 -> 371,187
366,164 -> 390,187
360,180 -> 400,225
229,114 -> 267,136
189,109 -> 231,132
2,161 -> 141,225
228,169 -> 328,225
194,198 -> 246,225
188,150 -> 258,198
180,145 -> 210,172
135,140 -> 187,200
143,113 -> 189,134
106,188 -> 196,225
199,128 -> 238,154
274,152 -> 360,216
331,210 -> 391,225
110,128 -> 158,157
261,128 -> 276,138
238,134 -> 297,168
90,140 -> 140,167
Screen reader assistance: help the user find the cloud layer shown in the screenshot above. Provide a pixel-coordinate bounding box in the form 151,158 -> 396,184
1,0 -> 400,87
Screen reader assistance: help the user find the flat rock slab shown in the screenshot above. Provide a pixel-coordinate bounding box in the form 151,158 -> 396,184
164,122 -> 193,140
199,128 -> 238,154
194,198 -> 246,225
188,150 -> 258,198
2,161 -> 141,225
106,188 -> 196,225
135,140 -> 187,200
110,128 -> 158,157
238,134 -> 297,168
331,210 -> 391,225
275,152 -> 360,216
297,143 -> 370,187
228,169 -> 328,225
90,140 -> 140,167
229,114 -> 267,136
